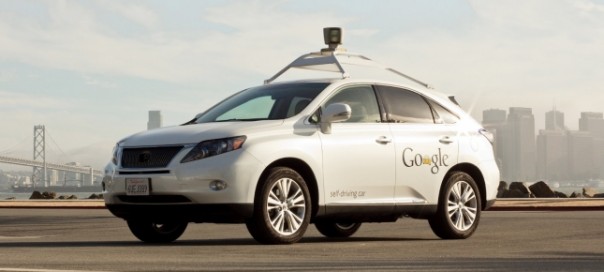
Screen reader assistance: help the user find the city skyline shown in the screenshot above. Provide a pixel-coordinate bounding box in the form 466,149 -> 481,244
1,1 -> 604,171
485,106 -> 604,182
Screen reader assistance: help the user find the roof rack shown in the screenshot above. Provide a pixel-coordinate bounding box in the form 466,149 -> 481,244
264,27 -> 433,89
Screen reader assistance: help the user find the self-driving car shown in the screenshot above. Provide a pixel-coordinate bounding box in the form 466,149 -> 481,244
103,28 -> 500,244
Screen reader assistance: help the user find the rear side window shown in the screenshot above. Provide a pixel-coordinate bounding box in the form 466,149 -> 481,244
430,101 -> 459,124
376,86 -> 434,123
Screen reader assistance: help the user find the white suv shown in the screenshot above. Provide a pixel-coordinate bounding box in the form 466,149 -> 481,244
103,28 -> 500,244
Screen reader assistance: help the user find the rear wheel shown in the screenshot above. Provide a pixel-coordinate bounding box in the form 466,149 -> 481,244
246,167 -> 311,244
127,220 -> 188,243
315,222 -> 362,238
429,171 -> 481,239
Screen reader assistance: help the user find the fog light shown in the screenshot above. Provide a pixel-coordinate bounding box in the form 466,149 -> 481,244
209,180 -> 227,191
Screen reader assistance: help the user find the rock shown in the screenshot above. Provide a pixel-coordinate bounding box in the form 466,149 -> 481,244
583,187 -> 598,198
497,181 -> 508,198
58,195 -> 67,200
570,191 -> 583,198
41,191 -> 56,199
503,188 -> 530,198
87,193 -> 103,199
5,197 -> 16,200
594,193 -> 604,198
508,182 -> 533,198
67,195 -> 78,200
29,191 -> 44,199
554,191 -> 568,198
529,181 -> 556,198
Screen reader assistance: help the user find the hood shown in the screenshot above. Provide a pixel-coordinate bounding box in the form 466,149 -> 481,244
120,120 -> 283,147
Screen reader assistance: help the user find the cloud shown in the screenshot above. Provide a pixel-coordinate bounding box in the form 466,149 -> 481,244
1,0 -> 604,169
0,91 -> 68,109
100,1 -> 159,28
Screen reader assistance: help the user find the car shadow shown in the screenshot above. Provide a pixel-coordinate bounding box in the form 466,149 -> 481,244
0,236 -> 437,248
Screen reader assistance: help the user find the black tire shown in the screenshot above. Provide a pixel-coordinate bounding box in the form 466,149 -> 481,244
245,167 -> 311,244
315,222 -> 362,238
429,171 -> 481,239
127,220 -> 188,243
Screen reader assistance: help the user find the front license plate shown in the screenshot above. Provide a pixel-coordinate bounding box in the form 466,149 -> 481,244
126,178 -> 150,196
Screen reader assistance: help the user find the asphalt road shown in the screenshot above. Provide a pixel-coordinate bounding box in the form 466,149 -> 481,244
0,209 -> 603,272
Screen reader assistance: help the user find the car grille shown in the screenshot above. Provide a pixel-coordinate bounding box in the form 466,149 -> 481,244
121,146 -> 183,168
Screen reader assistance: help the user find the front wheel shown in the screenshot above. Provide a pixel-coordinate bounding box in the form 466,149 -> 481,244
315,222 -> 362,238
127,220 -> 188,243
429,171 -> 481,239
246,167 -> 311,244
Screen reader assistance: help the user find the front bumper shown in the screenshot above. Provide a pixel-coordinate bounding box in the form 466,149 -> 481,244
103,149 -> 263,221
106,203 -> 253,223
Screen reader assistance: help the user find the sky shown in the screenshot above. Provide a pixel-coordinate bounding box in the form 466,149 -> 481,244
1,0 -> 604,171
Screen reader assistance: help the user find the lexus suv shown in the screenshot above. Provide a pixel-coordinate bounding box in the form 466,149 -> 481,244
103,28 -> 500,244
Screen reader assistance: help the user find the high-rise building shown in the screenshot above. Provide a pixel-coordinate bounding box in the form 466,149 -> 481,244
502,107 -> 536,181
483,109 -> 507,124
537,130 -> 568,180
579,112 -> 604,138
148,110 -> 163,130
545,109 -> 564,131
567,131 -> 595,180
482,109 -> 507,171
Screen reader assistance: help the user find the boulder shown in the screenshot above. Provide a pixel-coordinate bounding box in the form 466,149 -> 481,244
570,191 -> 583,198
503,188 -> 530,198
29,191 -> 44,199
497,181 -> 508,198
554,191 -> 568,198
87,193 -> 104,199
41,191 -> 56,199
529,181 -> 556,198
67,195 -> 78,200
593,193 -> 604,198
582,187 -> 598,198
508,182 -> 533,198
5,196 -> 16,200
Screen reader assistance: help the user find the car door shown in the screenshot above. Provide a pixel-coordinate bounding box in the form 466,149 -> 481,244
376,85 -> 459,206
319,85 -> 395,214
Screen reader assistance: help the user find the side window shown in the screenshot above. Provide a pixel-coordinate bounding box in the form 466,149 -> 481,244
377,86 -> 434,123
430,101 -> 459,124
324,86 -> 381,123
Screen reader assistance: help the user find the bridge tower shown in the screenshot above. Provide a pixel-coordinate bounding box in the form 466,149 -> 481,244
32,125 -> 47,188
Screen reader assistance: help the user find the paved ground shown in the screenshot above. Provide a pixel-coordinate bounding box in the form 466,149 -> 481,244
0,209 -> 603,271
3,198 -> 604,210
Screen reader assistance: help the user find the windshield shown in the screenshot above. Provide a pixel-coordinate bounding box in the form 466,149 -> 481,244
193,82 -> 329,123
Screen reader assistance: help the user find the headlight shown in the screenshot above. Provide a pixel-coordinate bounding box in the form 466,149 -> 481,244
111,143 -> 122,165
181,136 -> 246,163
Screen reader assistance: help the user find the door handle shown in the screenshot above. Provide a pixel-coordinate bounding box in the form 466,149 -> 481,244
439,136 -> 454,144
376,136 -> 392,144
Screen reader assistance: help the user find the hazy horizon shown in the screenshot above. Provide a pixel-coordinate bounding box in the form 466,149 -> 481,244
2,0 -> 604,171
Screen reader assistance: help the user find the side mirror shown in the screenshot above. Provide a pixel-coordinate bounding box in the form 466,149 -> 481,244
320,103 -> 351,134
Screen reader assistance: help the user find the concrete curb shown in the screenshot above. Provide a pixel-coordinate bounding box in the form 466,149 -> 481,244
489,199 -> 604,211
0,200 -> 105,209
1,199 -> 604,210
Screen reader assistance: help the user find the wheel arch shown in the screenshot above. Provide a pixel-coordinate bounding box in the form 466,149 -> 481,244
257,158 -> 320,217
444,163 -> 487,211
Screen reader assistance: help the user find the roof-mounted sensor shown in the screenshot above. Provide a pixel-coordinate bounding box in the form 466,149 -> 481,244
264,27 -> 432,89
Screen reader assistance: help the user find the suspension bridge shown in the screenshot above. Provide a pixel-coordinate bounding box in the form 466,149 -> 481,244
0,125 -> 103,189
